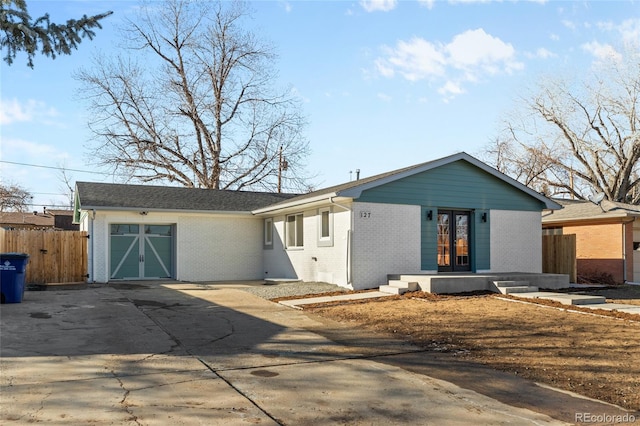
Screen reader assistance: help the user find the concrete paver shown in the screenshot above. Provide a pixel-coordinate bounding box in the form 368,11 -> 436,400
278,291 -> 392,308
1,282 -> 634,424
508,290 -> 640,313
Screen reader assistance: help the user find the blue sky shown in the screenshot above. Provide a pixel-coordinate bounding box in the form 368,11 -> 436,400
1,0 -> 638,209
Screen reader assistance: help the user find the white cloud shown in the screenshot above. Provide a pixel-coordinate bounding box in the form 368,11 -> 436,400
524,47 -> 556,59
2,137 -> 67,160
376,37 -> 446,81
618,18 -> 640,44
377,92 -> 392,102
0,98 -> 59,125
581,41 -> 623,63
374,28 -> 522,100
360,0 -> 397,12
438,81 -> 465,96
446,29 -> 522,74
1,98 -> 32,124
417,0 -> 436,9
562,19 -> 577,30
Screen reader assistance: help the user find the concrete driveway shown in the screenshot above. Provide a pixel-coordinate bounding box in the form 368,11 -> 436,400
0,281 -> 626,425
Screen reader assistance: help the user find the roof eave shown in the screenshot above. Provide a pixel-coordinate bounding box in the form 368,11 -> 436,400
78,205 -> 254,216
542,212 -> 640,225
252,192 -> 340,214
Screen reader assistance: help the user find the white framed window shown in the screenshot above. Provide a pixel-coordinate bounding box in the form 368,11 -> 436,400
317,207 -> 333,247
286,213 -> 304,248
264,218 -> 273,248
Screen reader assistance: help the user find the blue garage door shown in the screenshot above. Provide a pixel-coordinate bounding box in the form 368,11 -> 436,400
110,224 -> 174,279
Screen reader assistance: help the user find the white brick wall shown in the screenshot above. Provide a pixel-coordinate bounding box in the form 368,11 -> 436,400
263,206 -> 352,287
351,202 -> 422,289
177,214 -> 263,281
490,210 -> 542,273
84,210 -> 263,283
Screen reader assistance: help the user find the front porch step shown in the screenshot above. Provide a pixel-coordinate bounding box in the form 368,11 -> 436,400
379,280 -> 418,295
501,286 -> 539,294
492,280 -> 538,295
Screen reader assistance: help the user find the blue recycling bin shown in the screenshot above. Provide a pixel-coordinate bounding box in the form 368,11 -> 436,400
1,253 -> 30,303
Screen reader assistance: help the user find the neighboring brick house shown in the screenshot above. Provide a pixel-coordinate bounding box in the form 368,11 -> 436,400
542,199 -> 640,284
74,152 -> 560,290
0,209 -> 78,231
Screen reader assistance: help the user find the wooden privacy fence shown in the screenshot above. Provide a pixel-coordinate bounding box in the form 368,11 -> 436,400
542,234 -> 577,283
1,229 -> 88,284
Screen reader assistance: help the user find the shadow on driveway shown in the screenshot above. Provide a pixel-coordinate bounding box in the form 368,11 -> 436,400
1,281 -> 634,425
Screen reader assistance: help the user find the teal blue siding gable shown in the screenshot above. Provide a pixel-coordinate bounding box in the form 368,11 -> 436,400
420,206 -> 437,270
356,160 -> 545,212
473,210 -> 491,270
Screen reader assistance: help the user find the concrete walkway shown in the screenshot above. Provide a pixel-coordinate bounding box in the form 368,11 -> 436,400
1,282 -> 634,425
278,290 -> 393,308
508,291 -> 640,315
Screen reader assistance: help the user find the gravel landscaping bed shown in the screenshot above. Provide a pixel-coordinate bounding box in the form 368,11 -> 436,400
241,281 -> 347,300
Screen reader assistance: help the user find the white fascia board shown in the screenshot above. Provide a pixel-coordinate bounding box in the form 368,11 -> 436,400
542,211 -> 640,224
79,206 -> 254,217
251,192 -> 340,215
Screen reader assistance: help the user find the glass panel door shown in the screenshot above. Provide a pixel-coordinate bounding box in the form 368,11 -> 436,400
437,211 -> 471,272
454,213 -> 469,270
437,213 -> 450,268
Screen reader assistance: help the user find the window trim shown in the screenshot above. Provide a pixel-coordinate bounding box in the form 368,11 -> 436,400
285,213 -> 304,249
263,218 -> 273,249
317,207 -> 333,247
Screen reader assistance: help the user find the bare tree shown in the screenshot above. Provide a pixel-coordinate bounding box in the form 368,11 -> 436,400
0,182 -> 32,211
76,0 -> 311,192
56,163 -> 75,209
481,45 -> 640,203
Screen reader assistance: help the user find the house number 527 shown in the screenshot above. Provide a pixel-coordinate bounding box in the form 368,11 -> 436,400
360,211 -> 371,218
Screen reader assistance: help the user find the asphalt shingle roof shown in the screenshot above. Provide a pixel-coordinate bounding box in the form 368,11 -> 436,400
0,212 -> 54,227
75,182 -> 298,212
543,198 -> 640,223
258,152 -> 560,212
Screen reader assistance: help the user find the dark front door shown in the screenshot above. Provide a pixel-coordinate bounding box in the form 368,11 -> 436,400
437,210 -> 471,272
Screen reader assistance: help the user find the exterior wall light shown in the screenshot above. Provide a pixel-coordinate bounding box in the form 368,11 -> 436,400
426,210 -> 433,221
481,212 -> 487,223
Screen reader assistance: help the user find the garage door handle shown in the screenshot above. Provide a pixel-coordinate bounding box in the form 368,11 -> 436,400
139,255 -> 144,262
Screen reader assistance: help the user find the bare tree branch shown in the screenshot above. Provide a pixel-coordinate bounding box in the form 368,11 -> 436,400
480,44 -> 640,204
75,0 -> 312,192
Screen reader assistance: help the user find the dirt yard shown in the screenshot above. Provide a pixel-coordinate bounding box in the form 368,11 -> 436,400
298,285 -> 640,412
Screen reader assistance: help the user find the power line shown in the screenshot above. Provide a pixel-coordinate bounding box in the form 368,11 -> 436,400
0,160 -> 113,176
25,203 -> 73,209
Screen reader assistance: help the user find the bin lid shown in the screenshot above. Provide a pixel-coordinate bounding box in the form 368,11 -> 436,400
0,253 -> 30,259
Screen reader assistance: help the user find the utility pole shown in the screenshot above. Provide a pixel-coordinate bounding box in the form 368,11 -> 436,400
277,146 -> 288,193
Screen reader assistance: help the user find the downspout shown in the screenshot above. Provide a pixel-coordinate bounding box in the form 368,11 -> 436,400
89,209 -> 96,283
622,219 -> 635,283
330,197 -> 352,286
